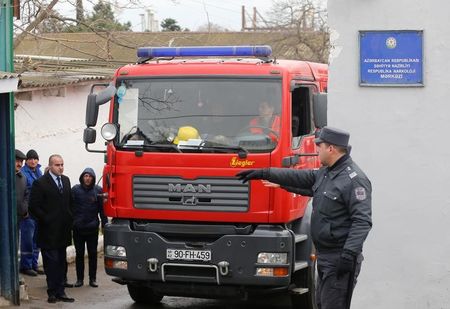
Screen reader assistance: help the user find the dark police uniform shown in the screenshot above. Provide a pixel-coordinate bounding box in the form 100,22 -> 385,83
237,127 -> 372,309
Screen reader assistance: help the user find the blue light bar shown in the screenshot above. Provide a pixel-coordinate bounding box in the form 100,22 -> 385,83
137,45 -> 272,58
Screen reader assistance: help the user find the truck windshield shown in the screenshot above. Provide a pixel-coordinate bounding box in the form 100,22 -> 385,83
115,77 -> 282,153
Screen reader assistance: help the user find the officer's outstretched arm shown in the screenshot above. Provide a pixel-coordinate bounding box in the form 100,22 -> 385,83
237,168 -> 316,190
265,168 -> 316,190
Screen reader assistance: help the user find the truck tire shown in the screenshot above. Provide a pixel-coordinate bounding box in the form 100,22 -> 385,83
290,264 -> 317,309
127,284 -> 163,304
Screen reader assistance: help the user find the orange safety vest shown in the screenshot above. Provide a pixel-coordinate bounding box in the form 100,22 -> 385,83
249,115 -> 281,139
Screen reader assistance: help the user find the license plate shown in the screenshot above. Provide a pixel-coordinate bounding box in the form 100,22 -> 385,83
166,249 -> 211,261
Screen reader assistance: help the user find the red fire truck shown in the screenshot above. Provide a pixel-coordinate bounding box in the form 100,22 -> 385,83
84,46 -> 328,308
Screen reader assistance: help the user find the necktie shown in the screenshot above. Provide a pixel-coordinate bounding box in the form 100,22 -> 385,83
56,176 -> 63,194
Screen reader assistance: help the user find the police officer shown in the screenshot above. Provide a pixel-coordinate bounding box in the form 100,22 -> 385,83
236,126 -> 372,309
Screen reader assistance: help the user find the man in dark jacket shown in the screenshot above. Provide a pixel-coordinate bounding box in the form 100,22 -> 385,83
15,149 -> 29,224
72,168 -> 107,288
237,127 -> 372,309
19,149 -> 43,276
28,154 -> 75,303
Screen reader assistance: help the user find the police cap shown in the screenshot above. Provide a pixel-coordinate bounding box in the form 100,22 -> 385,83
314,126 -> 350,148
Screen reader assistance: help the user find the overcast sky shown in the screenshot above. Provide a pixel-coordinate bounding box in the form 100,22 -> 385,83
55,0 -> 275,32
119,0 -> 274,31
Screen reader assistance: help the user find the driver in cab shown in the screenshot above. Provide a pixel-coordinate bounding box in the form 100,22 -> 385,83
249,101 -> 280,139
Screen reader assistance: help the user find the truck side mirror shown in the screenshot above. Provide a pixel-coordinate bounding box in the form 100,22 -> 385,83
85,94 -> 99,127
83,127 -> 97,144
84,83 -> 116,153
313,93 -> 327,128
85,83 -> 117,127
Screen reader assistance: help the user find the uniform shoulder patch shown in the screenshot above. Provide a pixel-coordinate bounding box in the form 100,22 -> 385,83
354,187 -> 367,201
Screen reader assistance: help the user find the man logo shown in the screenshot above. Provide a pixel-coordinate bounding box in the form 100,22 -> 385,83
182,196 -> 198,205
168,183 -> 211,193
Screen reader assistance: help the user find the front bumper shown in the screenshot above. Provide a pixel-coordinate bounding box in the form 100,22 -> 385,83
104,220 -> 293,288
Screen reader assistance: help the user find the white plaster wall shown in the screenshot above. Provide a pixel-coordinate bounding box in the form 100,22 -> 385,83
14,84 -> 110,186
328,0 -> 450,308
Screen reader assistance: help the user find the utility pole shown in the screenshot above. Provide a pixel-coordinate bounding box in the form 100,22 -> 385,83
241,6 -> 273,31
140,13 -> 145,32
252,7 -> 257,30
241,5 -> 246,31
0,0 -> 20,305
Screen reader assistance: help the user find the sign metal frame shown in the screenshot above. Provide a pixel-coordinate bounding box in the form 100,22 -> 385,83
359,30 -> 424,87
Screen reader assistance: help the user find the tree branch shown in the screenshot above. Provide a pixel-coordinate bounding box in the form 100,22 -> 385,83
14,23 -> 109,60
14,0 -> 60,48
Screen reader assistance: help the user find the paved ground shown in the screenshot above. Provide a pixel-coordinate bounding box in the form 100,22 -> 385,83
11,254 -> 292,308
9,254 -> 126,309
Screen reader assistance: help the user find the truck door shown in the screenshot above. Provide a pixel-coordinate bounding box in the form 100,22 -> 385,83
290,84 -> 318,168
283,85 -> 319,213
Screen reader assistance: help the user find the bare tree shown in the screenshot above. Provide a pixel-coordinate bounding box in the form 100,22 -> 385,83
76,0 -> 84,24
196,23 -> 228,32
14,0 -> 60,48
13,0 -> 148,58
266,0 -> 329,63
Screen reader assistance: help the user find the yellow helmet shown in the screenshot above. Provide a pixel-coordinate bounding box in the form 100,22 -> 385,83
173,126 -> 200,144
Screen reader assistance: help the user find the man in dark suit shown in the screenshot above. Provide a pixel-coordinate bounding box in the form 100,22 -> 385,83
29,154 -> 75,303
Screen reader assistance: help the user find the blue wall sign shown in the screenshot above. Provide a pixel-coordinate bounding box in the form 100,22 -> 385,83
359,30 -> 423,86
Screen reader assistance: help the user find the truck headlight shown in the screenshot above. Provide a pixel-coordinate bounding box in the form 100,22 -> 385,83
106,245 -> 127,257
257,252 -> 287,264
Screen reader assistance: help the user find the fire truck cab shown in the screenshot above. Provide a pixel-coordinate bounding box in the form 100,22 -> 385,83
84,45 -> 327,308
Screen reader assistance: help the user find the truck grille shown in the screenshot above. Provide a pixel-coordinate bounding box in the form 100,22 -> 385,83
133,176 -> 249,212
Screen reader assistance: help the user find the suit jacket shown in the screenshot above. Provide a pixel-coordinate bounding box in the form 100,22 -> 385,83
29,172 -> 73,250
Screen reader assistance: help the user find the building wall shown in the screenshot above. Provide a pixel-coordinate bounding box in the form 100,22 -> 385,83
15,85 -> 109,186
328,0 -> 450,308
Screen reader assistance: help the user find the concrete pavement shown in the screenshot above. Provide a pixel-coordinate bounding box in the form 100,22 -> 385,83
3,236 -> 105,307
8,249 -> 122,309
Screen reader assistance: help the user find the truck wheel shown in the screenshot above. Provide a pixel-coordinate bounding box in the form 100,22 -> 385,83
127,284 -> 163,304
290,264 -> 317,309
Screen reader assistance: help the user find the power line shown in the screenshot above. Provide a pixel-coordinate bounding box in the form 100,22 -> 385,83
177,0 -> 251,30
183,0 -> 241,14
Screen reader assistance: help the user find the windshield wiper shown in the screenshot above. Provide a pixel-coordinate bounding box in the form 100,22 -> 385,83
179,143 -> 248,158
121,143 -> 182,153
121,141 -> 248,157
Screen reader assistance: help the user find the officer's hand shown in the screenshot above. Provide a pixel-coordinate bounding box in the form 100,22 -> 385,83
336,252 -> 355,279
236,169 -> 268,183
261,180 -> 280,188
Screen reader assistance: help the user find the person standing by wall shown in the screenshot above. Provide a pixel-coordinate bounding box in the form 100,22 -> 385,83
15,149 -> 29,226
72,168 -> 107,288
19,149 -> 43,276
15,149 -> 29,290
28,154 -> 75,303
237,127 -> 372,309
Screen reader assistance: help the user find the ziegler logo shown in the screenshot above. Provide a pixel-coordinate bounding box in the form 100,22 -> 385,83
168,183 -> 211,193
230,157 -> 255,168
